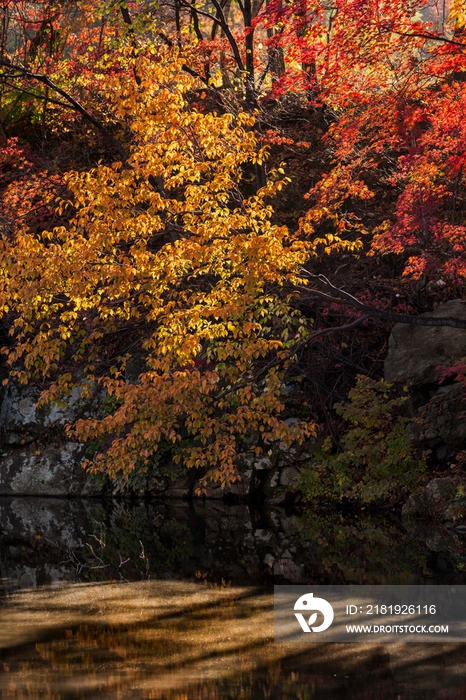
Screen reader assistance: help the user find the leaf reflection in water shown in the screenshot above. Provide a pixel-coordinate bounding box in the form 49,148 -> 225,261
0,580 -> 466,699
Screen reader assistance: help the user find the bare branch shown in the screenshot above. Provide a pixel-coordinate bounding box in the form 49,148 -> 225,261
1,80 -> 71,108
208,0 -> 245,72
118,1 -> 142,86
394,30 -> 466,47
299,271 -> 466,329
155,30 -> 212,87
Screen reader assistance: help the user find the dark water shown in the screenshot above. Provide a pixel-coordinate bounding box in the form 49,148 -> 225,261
0,497 -> 466,698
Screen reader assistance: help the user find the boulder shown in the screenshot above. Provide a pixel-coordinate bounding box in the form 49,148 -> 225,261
407,383 -> 466,452
279,465 -> 300,487
384,300 -> 466,385
240,452 -> 274,471
263,469 -> 279,494
0,381 -> 97,445
402,477 -> 463,521
0,442 -> 99,496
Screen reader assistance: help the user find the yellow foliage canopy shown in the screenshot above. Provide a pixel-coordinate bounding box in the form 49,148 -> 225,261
0,49 -> 325,486
449,0 -> 466,29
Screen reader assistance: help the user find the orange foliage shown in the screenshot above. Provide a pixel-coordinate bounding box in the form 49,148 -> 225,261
0,49 -> 320,486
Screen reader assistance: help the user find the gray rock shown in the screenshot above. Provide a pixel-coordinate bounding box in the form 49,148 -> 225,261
407,383 -> 466,449
424,383 -> 466,443
0,442 -> 99,496
402,477 -> 460,519
279,465 -> 300,487
263,469 -> 279,494
283,417 -> 301,429
0,498 -> 110,592
1,497 -> 90,546
240,452 -> 274,471
436,445 -> 449,460
426,477 -> 458,501
277,418 -> 302,461
0,381 -> 97,444
272,549 -> 306,582
384,300 -> 466,385
254,529 -> 273,544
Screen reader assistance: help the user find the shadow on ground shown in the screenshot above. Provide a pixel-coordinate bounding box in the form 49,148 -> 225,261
0,580 -> 465,699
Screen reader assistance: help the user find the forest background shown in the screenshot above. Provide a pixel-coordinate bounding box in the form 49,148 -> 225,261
0,0 -> 465,504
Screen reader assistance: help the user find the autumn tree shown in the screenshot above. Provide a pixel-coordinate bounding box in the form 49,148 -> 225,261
0,47 -> 326,487
273,0 -> 466,288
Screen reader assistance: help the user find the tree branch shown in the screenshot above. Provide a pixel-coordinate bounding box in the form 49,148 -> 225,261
207,0 -> 245,72
2,80 -> 71,109
207,314 -> 370,406
394,30 -> 466,47
155,30 -> 213,87
299,271 -> 466,329
118,1 -> 142,86
0,61 -> 129,161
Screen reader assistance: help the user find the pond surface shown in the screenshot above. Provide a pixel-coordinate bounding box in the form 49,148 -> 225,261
0,497 -> 466,698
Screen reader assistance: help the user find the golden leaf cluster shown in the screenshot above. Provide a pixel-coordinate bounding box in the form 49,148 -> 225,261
0,48 -> 318,485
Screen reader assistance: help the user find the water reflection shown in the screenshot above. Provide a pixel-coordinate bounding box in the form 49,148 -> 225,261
1,580 -> 466,699
1,498 -> 466,698
0,497 -> 465,590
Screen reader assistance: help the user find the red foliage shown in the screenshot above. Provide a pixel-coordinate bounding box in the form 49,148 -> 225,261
254,0 -> 466,282
0,139 -> 65,234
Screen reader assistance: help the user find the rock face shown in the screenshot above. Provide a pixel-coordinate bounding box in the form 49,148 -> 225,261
0,381 -> 304,498
384,300 -> 466,385
0,381 -> 97,445
384,300 -> 466,459
407,383 -> 466,457
0,442 -> 95,496
402,477 -> 460,519
0,498 -> 101,592
0,498 -> 311,591
0,382 -> 101,496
